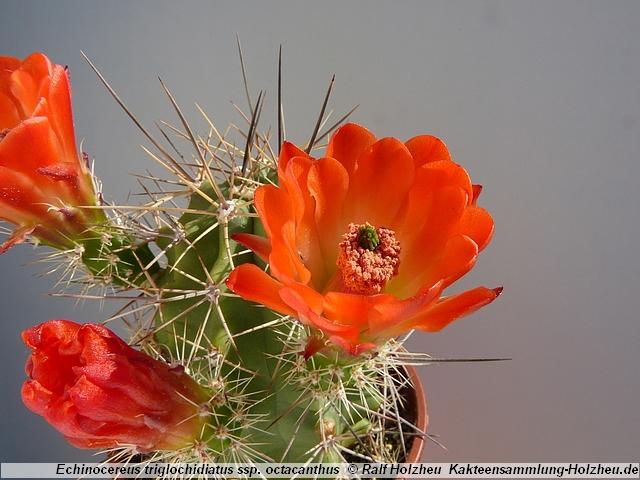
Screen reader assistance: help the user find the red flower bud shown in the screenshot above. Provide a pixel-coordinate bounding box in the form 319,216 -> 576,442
0,53 -> 104,254
21,320 -> 208,452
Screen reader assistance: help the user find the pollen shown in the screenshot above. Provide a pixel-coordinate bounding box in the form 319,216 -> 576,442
336,223 -> 401,295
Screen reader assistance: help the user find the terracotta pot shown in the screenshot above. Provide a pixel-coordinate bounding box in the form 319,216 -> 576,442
403,365 -> 428,464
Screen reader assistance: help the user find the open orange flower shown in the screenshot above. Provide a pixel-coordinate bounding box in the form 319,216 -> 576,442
22,320 -> 208,452
0,52 -> 103,254
226,123 -> 501,356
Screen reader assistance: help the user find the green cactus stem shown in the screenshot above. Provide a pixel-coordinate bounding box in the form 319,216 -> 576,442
79,232 -> 161,287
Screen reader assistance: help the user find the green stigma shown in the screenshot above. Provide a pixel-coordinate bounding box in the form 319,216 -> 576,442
357,225 -> 379,251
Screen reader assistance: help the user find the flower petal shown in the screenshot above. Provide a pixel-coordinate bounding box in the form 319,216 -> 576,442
325,123 -> 378,179
460,205 -> 494,252
277,141 -> 313,183
392,160 -> 473,243
40,64 -> 77,160
279,281 -> 325,315
0,117 -> 63,177
254,184 -> 311,284
307,157 -> 350,286
280,287 -> 361,343
225,263 -> 297,317
471,184 -> 483,205
0,225 -> 35,254
0,165 -> 52,222
0,56 -> 22,83
0,91 -> 20,129
390,185 -> 468,298
253,184 -> 292,241
10,69 -> 40,118
322,291 -> 395,328
326,335 -> 378,357
404,134 -> 451,167
281,156 -> 325,284
368,282 -> 443,336
345,137 -> 415,228
383,286 -> 503,337
232,233 -> 272,263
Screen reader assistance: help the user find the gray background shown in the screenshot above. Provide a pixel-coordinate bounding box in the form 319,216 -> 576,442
1,0 -> 639,464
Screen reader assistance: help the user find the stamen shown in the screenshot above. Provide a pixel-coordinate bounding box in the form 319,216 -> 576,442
336,223 -> 401,295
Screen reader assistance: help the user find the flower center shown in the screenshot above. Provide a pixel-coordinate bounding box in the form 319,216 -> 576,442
356,224 -> 379,250
336,222 -> 401,295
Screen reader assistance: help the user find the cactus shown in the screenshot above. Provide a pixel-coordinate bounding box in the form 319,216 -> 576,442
84,104 -> 417,465
4,50 -> 501,478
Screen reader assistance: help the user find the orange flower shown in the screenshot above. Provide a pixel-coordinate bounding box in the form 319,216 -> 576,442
0,53 -> 103,254
22,320 -> 208,452
226,124 -> 501,356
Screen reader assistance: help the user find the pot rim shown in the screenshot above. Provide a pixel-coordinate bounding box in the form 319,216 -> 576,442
403,364 -> 428,464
